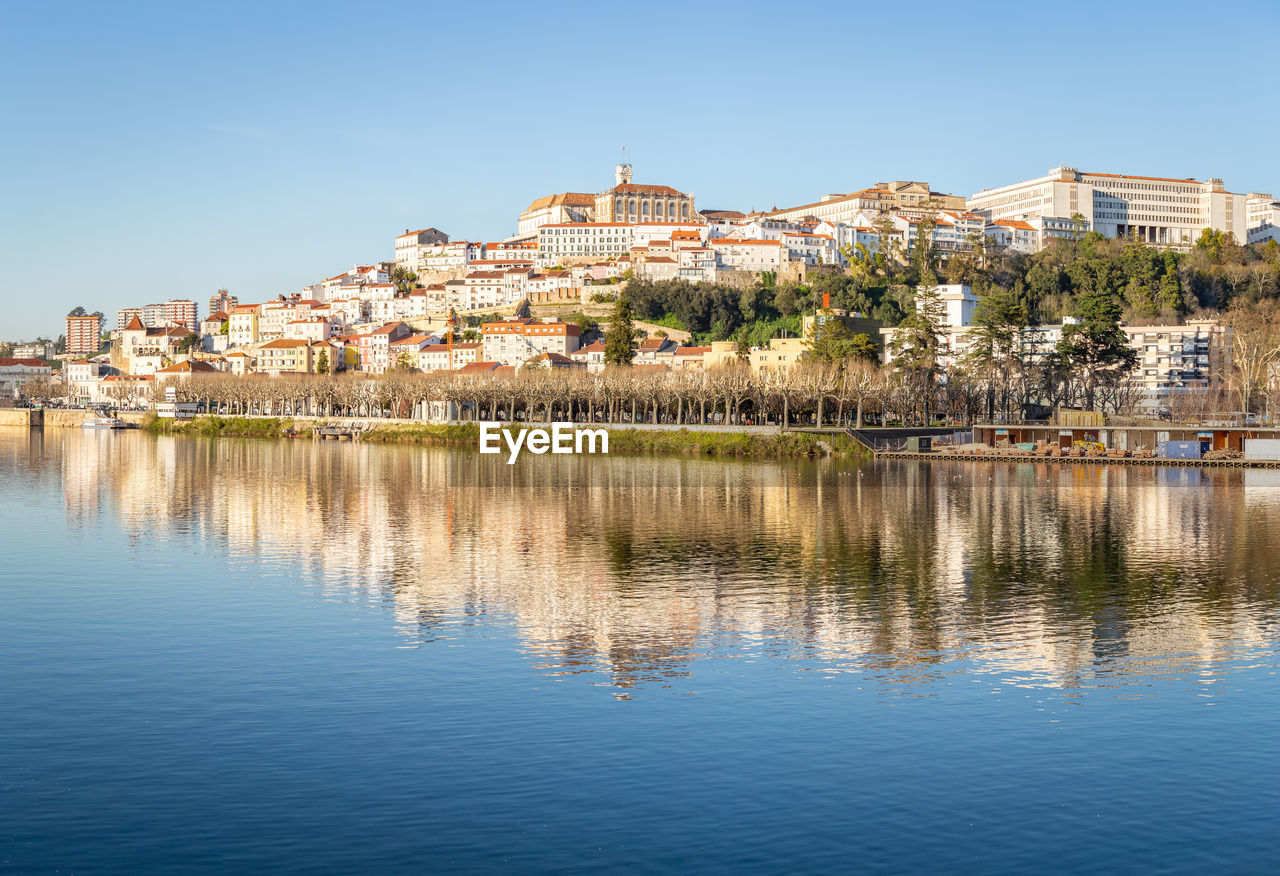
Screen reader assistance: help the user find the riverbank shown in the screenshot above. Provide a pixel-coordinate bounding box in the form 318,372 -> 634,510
144,416 -> 867,457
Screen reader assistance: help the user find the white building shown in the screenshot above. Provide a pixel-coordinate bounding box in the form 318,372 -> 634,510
1246,193 -> 1280,244
985,218 -> 1041,254
570,340 -> 607,373
394,227 -> 448,273
227,305 -> 259,347
64,359 -> 107,405
481,318 -> 582,367
968,166 -> 1246,250
781,231 -> 837,266
0,358 -> 52,398
630,222 -> 705,249
416,241 -> 480,275
12,342 -> 54,360
708,238 -> 783,272
517,193 -> 596,238
537,223 -> 633,261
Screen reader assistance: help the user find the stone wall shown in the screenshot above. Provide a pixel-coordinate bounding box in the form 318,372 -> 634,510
43,409 -> 90,428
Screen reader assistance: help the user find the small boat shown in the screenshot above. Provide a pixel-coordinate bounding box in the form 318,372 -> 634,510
82,417 -> 129,429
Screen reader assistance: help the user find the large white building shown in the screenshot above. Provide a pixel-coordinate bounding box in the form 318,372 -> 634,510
708,238 -> 783,272
967,166 -> 1247,250
516,193 -> 596,238
537,223 -> 633,261
481,318 -> 582,367
1246,193 -> 1280,244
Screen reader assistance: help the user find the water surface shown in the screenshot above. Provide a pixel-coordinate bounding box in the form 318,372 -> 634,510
2,428 -> 1278,872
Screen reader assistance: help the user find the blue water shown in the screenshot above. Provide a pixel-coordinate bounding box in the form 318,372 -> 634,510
2,428 -> 1279,872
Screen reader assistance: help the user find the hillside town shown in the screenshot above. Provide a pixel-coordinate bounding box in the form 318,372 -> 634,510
5,162 -> 1280,420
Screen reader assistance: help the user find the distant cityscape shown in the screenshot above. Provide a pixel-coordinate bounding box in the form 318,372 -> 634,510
3,162 -> 1280,414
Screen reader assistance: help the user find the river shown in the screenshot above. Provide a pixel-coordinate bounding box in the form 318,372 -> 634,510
2,427 -> 1279,872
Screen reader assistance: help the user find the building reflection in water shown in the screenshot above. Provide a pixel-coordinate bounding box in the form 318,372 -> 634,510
8,428 -> 1279,696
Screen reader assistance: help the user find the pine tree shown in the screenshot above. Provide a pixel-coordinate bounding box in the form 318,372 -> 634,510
1056,287 -> 1139,411
604,294 -> 637,366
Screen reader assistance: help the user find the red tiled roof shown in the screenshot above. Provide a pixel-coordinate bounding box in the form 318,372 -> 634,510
611,183 -> 685,196
457,361 -> 500,374
155,360 -> 220,374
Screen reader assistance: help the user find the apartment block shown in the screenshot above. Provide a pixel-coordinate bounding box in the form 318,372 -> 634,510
66,314 -> 102,355
968,166 -> 1246,250
481,319 -> 581,366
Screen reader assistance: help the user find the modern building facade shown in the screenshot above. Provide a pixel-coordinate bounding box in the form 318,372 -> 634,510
208,289 -> 239,318
164,299 -> 198,330
1245,193 -> 1280,244
66,314 -> 103,355
967,166 -> 1247,249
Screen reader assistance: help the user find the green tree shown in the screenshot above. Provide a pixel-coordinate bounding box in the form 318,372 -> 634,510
911,202 -> 940,281
888,278 -> 947,372
807,312 -> 879,364
391,266 -> 418,293
176,332 -> 201,353
735,327 -> 750,363
316,349 -> 330,375
1056,287 -> 1139,411
886,278 -> 948,423
605,294 -> 638,366
872,213 -> 900,280
963,285 -> 1028,421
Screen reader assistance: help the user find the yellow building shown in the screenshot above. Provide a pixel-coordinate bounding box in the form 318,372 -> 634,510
749,337 -> 808,372
704,337 -> 810,373
255,339 -> 314,374
703,341 -> 741,370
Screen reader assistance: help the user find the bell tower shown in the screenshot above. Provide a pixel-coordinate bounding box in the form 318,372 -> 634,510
615,162 -> 632,187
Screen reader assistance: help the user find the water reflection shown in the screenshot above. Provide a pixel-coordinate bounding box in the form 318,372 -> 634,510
5,428 -> 1279,697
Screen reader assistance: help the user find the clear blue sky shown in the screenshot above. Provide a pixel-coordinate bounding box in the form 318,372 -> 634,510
2,0 -> 1277,340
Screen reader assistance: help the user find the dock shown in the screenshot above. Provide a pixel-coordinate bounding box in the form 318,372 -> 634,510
878,450 -> 1280,469
314,423 -> 369,441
